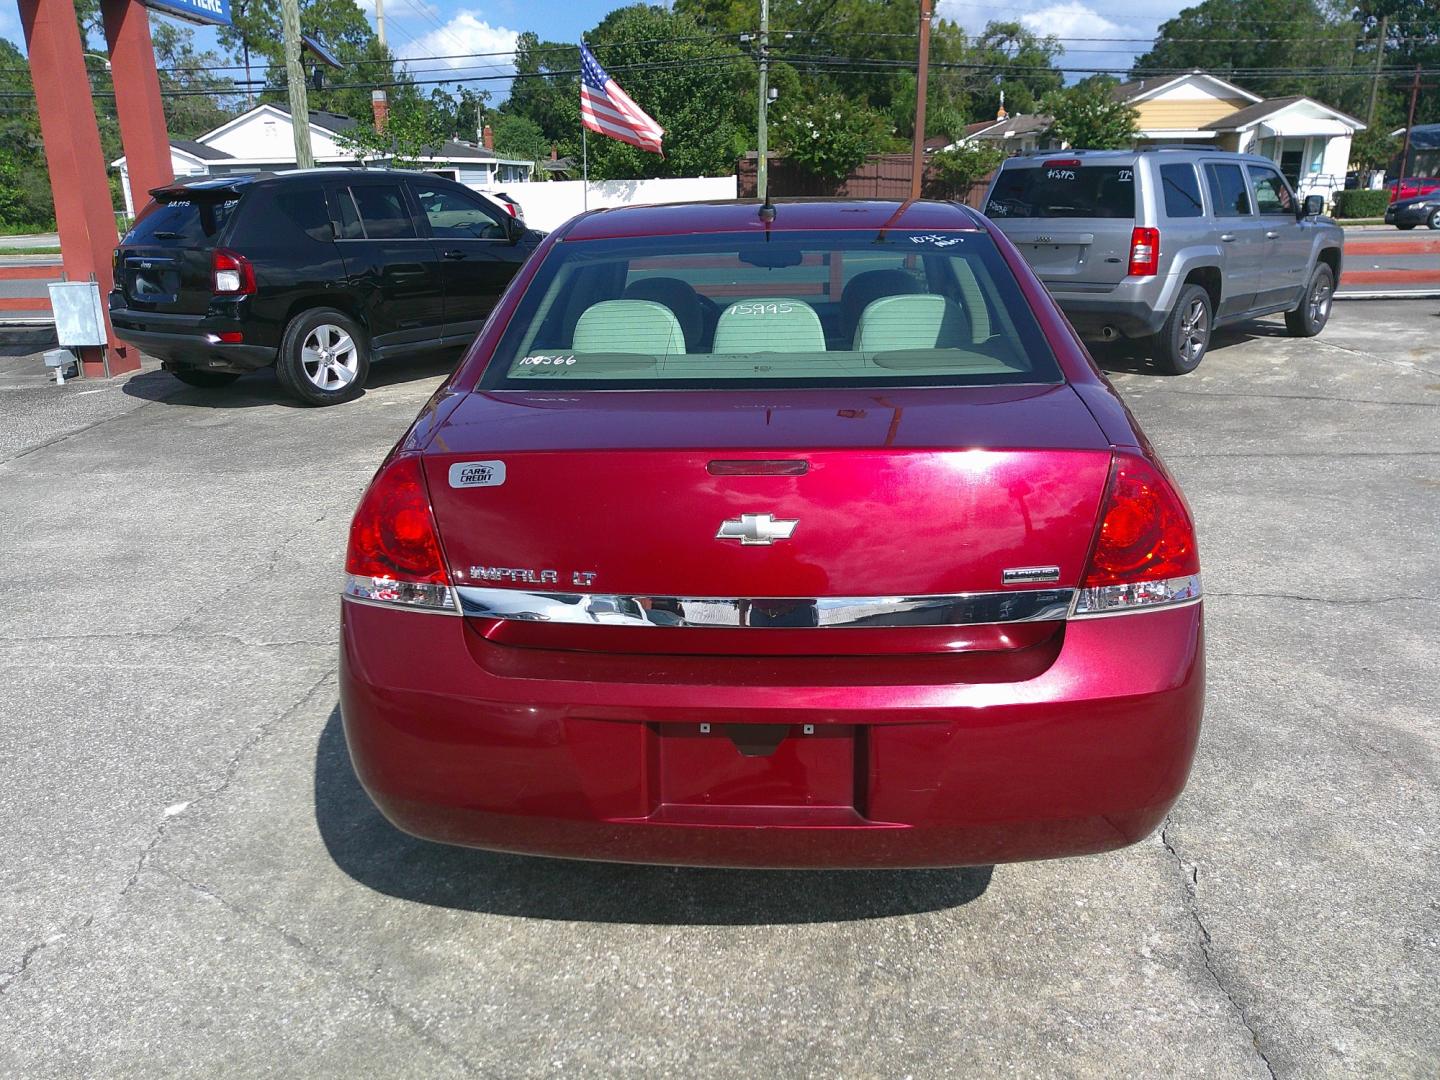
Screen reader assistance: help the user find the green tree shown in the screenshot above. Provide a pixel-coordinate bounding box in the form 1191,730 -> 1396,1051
333,99 -> 447,167
929,141 -> 1005,186
1348,125 -> 1399,171
967,22 -> 1063,125
773,93 -> 891,182
151,19 -> 241,138
500,34 -> 581,144
1042,77 -> 1139,150
1132,0 -> 1364,117
490,113 -> 550,164
220,0 -> 421,122
561,5 -> 751,180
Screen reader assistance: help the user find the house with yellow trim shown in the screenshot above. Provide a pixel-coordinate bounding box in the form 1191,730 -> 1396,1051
958,70 -> 1365,201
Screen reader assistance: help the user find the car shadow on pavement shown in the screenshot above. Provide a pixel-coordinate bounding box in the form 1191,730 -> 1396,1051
121,350 -> 462,409
1090,319 -> 1289,376
313,706 -> 994,924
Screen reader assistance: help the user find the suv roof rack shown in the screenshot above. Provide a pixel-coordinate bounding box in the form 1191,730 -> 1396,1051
1137,146 -> 1231,153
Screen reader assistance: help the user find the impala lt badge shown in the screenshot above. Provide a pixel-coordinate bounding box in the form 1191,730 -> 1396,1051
716,513 -> 798,546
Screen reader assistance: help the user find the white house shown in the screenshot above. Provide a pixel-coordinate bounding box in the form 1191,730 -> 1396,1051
112,103 -> 534,215
954,72 -> 1364,202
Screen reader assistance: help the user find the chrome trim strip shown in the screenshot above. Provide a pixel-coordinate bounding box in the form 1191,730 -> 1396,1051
342,575 -> 462,615
454,586 -> 1075,628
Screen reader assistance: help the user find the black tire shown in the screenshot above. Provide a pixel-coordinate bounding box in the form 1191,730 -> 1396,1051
276,308 -> 369,407
1285,263 -> 1334,338
1151,284 -> 1212,375
1396,223 -> 1416,231
1427,208 -> 1440,231
170,368 -> 242,389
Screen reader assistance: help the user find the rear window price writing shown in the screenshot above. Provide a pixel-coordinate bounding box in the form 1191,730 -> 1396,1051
908,234 -> 965,248
727,302 -> 796,316
1045,169 -> 1077,181
1118,168 -> 1133,182
519,354 -> 577,366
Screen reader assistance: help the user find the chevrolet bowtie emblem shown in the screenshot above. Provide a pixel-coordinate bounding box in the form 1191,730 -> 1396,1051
716,513 -> 798,546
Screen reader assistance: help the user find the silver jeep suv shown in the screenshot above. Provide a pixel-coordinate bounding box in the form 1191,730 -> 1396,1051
983,148 -> 1344,373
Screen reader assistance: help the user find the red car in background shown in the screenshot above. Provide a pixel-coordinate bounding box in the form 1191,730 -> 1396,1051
339,199 -> 1204,869
1388,177 -> 1440,203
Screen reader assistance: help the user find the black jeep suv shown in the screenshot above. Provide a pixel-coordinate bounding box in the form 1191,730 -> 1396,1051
109,170 -> 541,405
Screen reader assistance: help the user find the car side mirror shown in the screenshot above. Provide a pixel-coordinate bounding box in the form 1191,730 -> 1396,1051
1300,195 -> 1324,219
504,214 -> 525,244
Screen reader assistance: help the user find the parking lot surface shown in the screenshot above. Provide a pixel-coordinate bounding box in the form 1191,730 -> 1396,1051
1,302 -> 1436,1078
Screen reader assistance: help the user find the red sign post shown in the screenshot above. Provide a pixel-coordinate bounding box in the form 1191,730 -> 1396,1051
18,0 -> 178,377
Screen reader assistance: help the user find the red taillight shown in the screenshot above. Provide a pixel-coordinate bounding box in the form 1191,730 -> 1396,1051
1044,158 -> 1081,168
212,248 -> 256,295
1128,227 -> 1160,277
344,456 -> 454,610
1075,454 -> 1200,616
1084,455 -> 1198,586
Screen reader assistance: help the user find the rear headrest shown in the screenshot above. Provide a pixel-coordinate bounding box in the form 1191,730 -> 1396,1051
840,269 -> 923,341
854,294 -> 969,353
623,277 -> 704,351
573,299 -> 685,356
712,298 -> 826,353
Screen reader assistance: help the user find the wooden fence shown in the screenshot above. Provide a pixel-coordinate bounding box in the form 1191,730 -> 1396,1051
737,154 -> 993,207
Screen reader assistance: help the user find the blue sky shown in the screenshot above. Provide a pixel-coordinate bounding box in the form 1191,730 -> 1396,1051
0,0 -> 1191,96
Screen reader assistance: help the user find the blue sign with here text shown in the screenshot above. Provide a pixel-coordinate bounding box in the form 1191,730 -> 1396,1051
141,0 -> 232,27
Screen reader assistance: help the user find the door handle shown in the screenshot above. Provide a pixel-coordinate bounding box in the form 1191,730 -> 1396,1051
442,250 -> 466,260
1265,231 -> 1280,239
1220,233 -> 1237,242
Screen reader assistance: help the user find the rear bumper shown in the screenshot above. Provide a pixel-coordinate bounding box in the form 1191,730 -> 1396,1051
108,300 -> 276,371
339,600 -> 1204,868
1040,277 -> 1171,339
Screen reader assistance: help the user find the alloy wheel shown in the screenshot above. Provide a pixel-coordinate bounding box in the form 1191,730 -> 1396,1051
1308,277 -> 1332,327
300,324 -> 359,392
1180,298 -> 1208,365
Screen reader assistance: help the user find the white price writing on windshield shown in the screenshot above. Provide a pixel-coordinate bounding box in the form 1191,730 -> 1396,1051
1046,169 -> 1076,181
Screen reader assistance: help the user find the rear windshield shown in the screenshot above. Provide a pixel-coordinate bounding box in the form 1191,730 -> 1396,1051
125,196 -> 240,247
987,164 -> 1136,219
479,230 -> 1061,391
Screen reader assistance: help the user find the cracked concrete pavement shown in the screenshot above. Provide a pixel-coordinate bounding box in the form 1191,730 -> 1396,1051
0,303 -> 1436,1077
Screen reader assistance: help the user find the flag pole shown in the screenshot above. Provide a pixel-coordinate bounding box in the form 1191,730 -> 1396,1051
581,39 -> 589,211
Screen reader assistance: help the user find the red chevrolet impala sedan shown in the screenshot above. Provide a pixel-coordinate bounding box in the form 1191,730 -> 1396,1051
339,199 -> 1203,869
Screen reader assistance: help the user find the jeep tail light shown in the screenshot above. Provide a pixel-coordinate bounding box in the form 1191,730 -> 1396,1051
212,248 -> 256,295
1128,227 -> 1160,277
344,455 -> 456,611
1074,453 -> 1200,616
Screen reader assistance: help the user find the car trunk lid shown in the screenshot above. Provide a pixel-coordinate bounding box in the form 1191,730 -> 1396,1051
420,386 -> 1113,653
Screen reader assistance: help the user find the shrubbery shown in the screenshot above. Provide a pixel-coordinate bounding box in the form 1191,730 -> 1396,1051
1331,189 -> 1390,219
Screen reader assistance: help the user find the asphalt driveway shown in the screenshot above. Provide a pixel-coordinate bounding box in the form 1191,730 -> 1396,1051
0,302 -> 1436,1078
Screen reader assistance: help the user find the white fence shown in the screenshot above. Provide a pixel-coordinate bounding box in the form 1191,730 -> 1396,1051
469,175 -> 738,231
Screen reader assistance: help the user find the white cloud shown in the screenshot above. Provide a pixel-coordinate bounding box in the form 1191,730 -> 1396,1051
1019,2 -> 1121,40
395,11 -> 519,75
936,0 -> 1186,81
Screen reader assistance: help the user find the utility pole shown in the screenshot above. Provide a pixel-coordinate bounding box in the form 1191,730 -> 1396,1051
279,0 -> 314,168
375,0 -> 386,47
1365,14 -> 1387,126
756,0 -> 769,203
1399,65 -> 1424,180
909,0 -> 933,201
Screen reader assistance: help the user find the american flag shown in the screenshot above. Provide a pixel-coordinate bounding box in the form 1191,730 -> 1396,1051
579,42 -> 664,155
